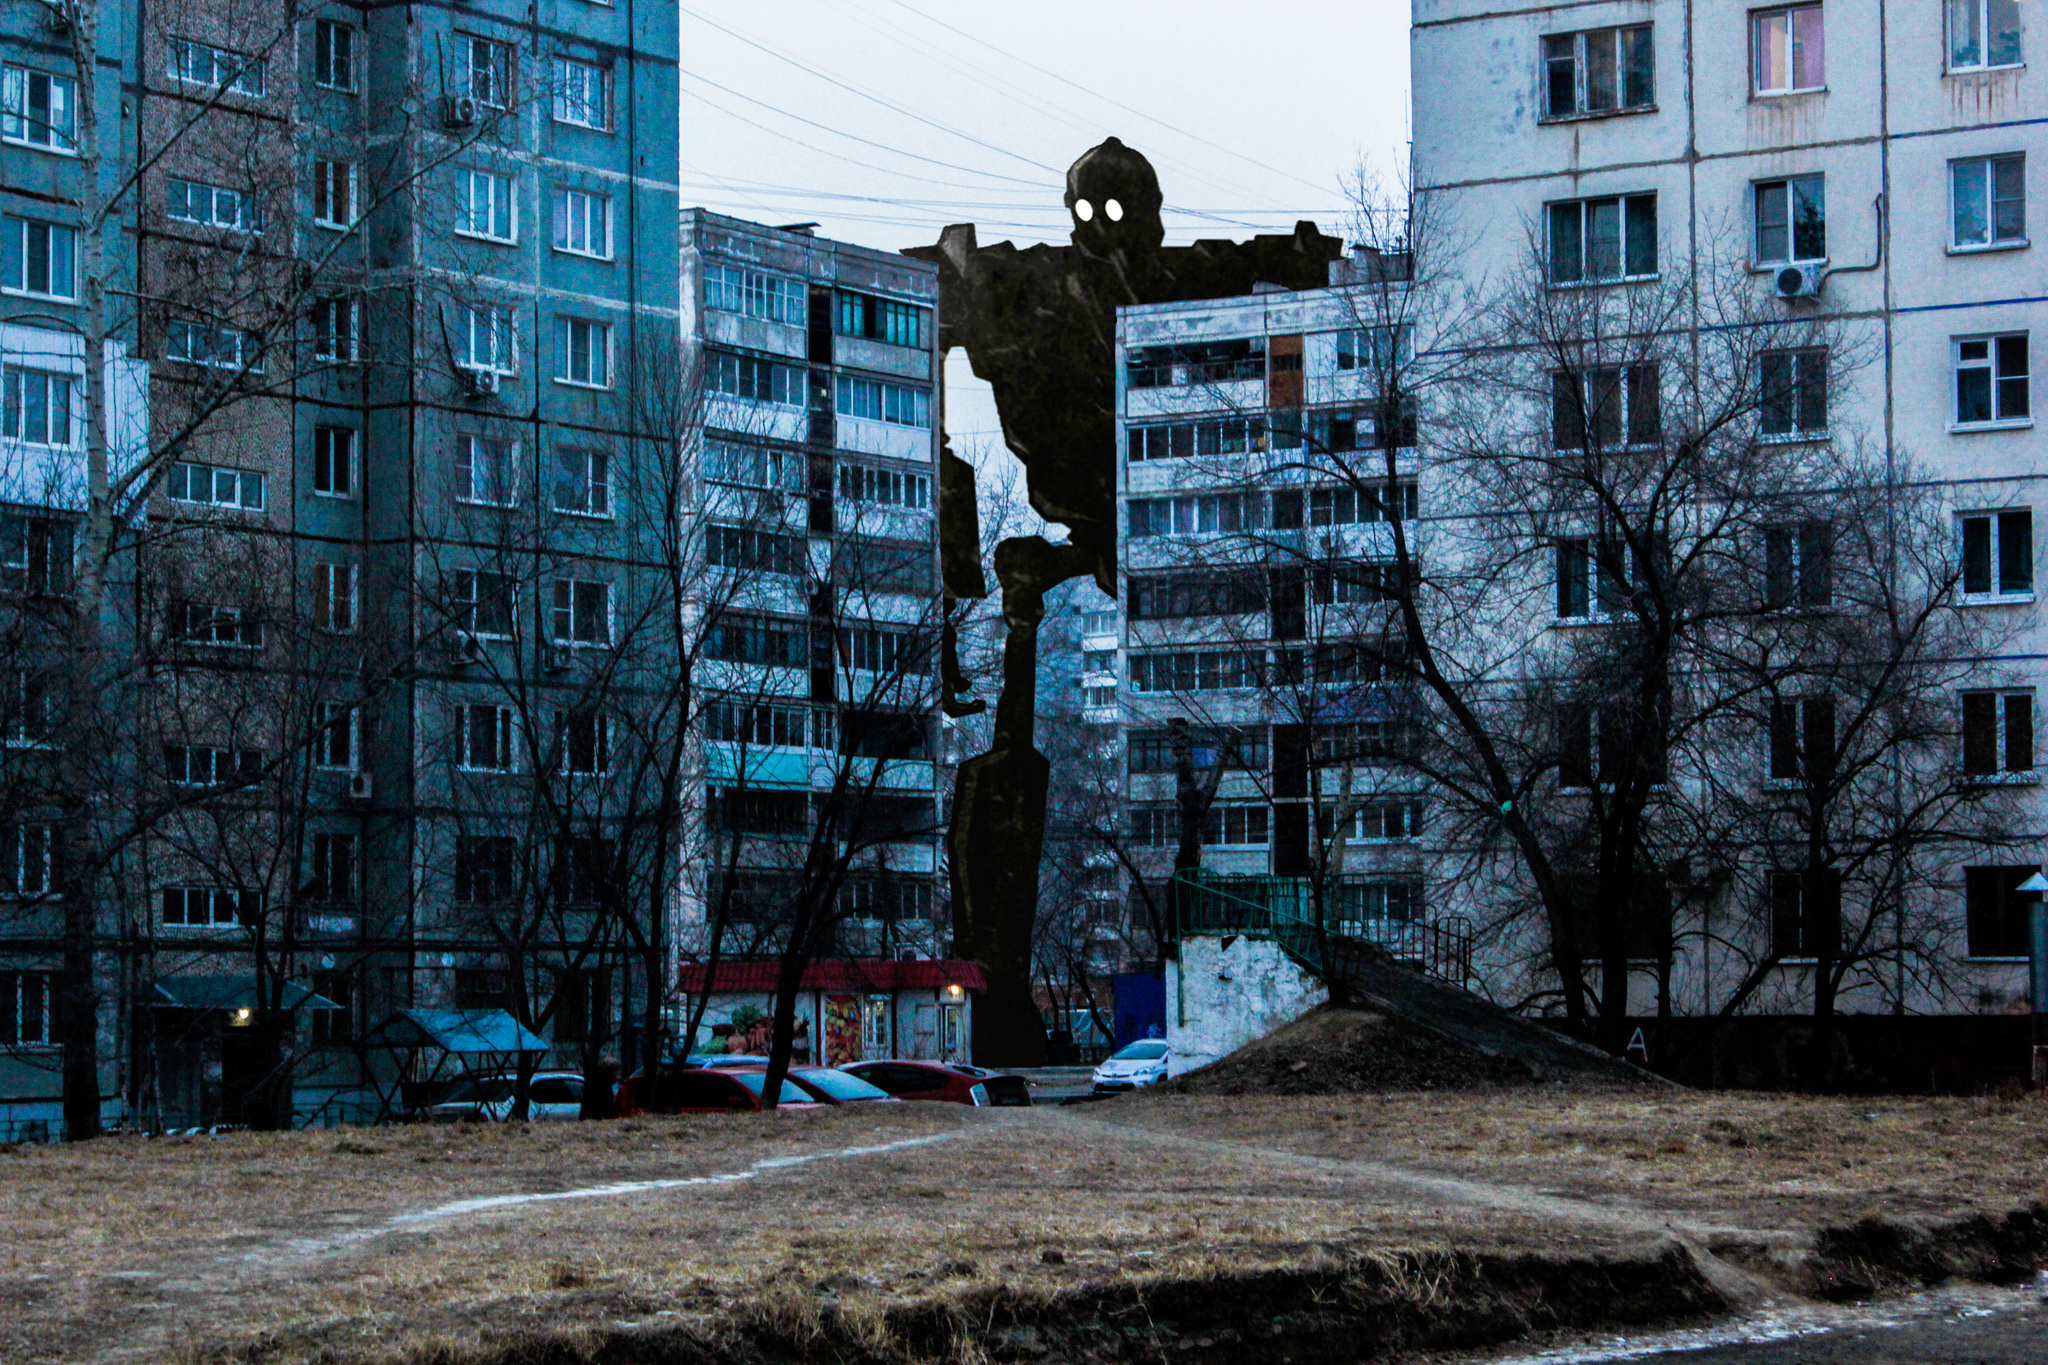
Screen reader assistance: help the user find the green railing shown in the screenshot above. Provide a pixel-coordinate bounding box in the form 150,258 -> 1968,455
1171,869 -> 1475,987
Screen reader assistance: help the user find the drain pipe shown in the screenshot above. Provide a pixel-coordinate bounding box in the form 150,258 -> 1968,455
2018,873 -> 2048,1085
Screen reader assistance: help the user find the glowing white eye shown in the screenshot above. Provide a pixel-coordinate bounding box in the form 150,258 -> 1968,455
1106,198 -> 1124,222
1074,198 -> 1094,222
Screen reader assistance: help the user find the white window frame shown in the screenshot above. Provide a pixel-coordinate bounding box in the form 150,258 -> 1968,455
457,702 -> 517,772
167,461 -> 266,512
705,264 -> 807,323
311,294 -> 359,362
461,304 -> 516,376
550,577 -> 612,646
554,315 -> 611,388
313,425 -> 356,498
166,177 -> 259,233
1,64 -> 77,153
164,320 -> 259,372
168,37 -> 267,97
455,434 -> 518,507
312,559 -> 357,634
314,701 -> 357,771
1,214 -> 76,300
161,885 -> 254,930
311,158 -> 357,230
1758,347 -> 1829,440
459,168 -> 517,244
1958,507 -> 2034,602
1540,24 -> 1655,120
1961,688 -> 2035,781
1751,5 -> 1826,96
169,601 -> 263,649
551,56 -> 609,130
1753,174 -> 1827,266
1952,333 -> 2032,430
466,35 -> 513,107
453,568 -> 516,637
1948,0 -> 2024,72
553,446 -> 612,517
705,440 -> 801,491
0,971 -> 58,1045
557,709 -> 612,775
0,821 -> 51,895
1950,154 -> 2027,251
1546,193 -> 1659,284
1,366 -> 77,447
313,19 -> 357,92
551,186 -> 612,259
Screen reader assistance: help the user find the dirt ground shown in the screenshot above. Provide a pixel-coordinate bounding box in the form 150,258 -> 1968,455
1,1089 -> 2043,1365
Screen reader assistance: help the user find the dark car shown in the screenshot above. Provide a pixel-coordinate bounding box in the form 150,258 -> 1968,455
616,1066 -> 825,1115
784,1067 -> 899,1104
418,1071 -> 584,1122
842,1060 -> 1031,1107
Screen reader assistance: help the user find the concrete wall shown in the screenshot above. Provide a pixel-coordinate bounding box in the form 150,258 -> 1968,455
1165,935 -> 1326,1075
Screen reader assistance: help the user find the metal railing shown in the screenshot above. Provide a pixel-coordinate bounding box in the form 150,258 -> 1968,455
1172,870 -> 1474,988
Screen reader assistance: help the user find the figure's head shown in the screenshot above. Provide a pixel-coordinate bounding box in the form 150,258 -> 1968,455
1064,137 -> 1164,254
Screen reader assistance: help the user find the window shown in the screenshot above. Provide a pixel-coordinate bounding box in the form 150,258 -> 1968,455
1126,339 -> 1266,388
463,305 -> 515,374
1307,560 -> 1404,606
706,524 -> 804,575
706,265 -> 806,323
163,744 -> 262,786
1764,520 -> 1832,608
1081,646 -> 1115,674
709,352 -> 802,405
1951,154 -> 2027,251
2,216 -> 75,298
1769,696 -> 1835,786
1760,349 -> 1828,438
550,578 -> 610,645
1949,0 -> 2023,71
312,560 -> 356,633
1964,864 -> 2036,957
558,710 -> 611,774
551,186 -> 611,257
310,970 -> 352,1043
1127,492 -> 1251,537
162,886 -> 255,928
1755,175 -> 1826,264
835,376 -> 932,428
311,159 -> 356,228
167,462 -> 266,511
1752,6 -> 1825,94
706,613 -> 807,666
839,709 -> 930,761
313,426 -> 356,497
838,464 -> 930,510
166,178 -> 259,232
1769,869 -> 1841,959
1963,689 -> 2034,777
554,447 -> 610,516
1336,325 -> 1414,371
1128,416 -> 1257,462
467,36 -> 513,107
1344,800 -> 1425,842
555,316 -> 610,387
1083,684 -> 1117,709
841,625 -> 929,674
554,836 -> 612,904
1956,335 -> 2031,426
552,56 -> 608,129
456,435 -> 516,505
1334,880 -> 1426,927
1127,571 -> 1264,620
311,295 -> 358,362
1542,24 -> 1655,118
1129,651 -> 1261,692
314,702 -> 356,771
706,440 -> 801,490
453,569 -> 515,636
1129,805 -> 1269,847
455,836 -> 517,903
164,321 -> 256,371
705,697 -> 815,747
2,65 -> 75,151
457,703 -> 515,771
0,822 -> 50,895
454,968 -> 511,1009
1552,366 -> 1661,449
314,20 -> 356,91
311,833 -> 356,903
1548,194 -> 1658,283
1272,481 -> 1418,528
1,367 -> 75,446
0,517 -> 66,596
169,37 -> 266,96
837,291 -> 928,348
2,669 -> 53,745
1561,702 -> 1668,788
1127,726 -> 1268,773
168,601 -> 263,648
460,169 -> 516,242
0,973 -> 58,1045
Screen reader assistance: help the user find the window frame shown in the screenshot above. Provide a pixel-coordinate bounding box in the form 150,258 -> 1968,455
1961,687 -> 2035,781
1947,0 -> 2024,73
311,158 -> 358,230
455,433 -> 518,507
550,185 -> 613,259
1750,4 -> 1826,96
466,35 -> 513,108
453,568 -> 516,638
1,365 -> 78,448
551,55 -> 610,130
314,701 -> 357,772
553,446 -> 612,517
168,37 -> 267,97
1762,518 -> 1833,609
1949,153 -> 2027,251
313,19 -> 358,93
462,304 -> 516,376
310,294 -> 360,363
1,214 -> 76,300
550,577 -> 612,647
1766,695 -> 1837,789
554,315 -> 611,388
1759,347 -> 1829,440
1546,192 -> 1659,284
1539,23 -> 1656,121
1,64 -> 77,153
313,425 -> 357,498
458,168 -> 518,244
1952,333 -> 2032,429
166,461 -> 266,512
456,702 -> 517,772
166,177 -> 260,233
1753,174 -> 1828,266
161,885 -> 256,930
312,559 -> 358,634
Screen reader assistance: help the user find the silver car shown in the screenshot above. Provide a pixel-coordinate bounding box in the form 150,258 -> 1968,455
420,1071 -> 585,1121
1091,1040 -> 1170,1093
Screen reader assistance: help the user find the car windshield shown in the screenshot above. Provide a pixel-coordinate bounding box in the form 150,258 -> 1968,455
797,1069 -> 891,1101
731,1072 -> 814,1105
438,1077 -> 513,1103
1111,1041 -> 1169,1061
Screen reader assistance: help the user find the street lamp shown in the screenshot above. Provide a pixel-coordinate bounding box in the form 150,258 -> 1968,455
2014,873 -> 2048,1085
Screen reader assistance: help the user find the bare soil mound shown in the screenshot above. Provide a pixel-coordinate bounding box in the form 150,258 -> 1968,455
1161,1004 -> 1653,1096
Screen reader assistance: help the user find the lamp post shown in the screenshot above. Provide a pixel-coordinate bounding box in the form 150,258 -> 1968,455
2014,873 -> 2048,1086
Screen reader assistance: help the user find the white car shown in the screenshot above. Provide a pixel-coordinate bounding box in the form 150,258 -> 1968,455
420,1071 -> 584,1121
1092,1040 -> 1170,1093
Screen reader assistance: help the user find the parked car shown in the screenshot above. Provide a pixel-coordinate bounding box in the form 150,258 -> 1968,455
843,1060 -> 1031,1106
419,1071 -> 585,1122
615,1066 -> 825,1115
1091,1040 -> 1170,1094
782,1067 -> 899,1104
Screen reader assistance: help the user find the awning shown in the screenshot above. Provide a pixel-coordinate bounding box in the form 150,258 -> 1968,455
151,976 -> 340,1011
361,1008 -> 548,1055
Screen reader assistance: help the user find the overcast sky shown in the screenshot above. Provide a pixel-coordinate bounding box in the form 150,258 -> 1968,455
673,0 -> 1412,519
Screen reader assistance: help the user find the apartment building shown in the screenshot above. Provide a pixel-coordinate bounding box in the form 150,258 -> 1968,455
676,211 -> 947,1013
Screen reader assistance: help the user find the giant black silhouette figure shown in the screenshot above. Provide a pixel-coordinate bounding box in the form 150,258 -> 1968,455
907,138 -> 1340,1063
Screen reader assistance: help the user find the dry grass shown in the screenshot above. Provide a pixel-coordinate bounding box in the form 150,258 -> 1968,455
3,1090 -> 2044,1364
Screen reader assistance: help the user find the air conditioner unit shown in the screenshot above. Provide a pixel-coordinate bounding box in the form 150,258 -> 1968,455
346,772 -> 373,802
543,644 -> 573,671
442,95 -> 479,129
1774,263 -> 1825,300
459,365 -> 500,397
450,631 -> 485,666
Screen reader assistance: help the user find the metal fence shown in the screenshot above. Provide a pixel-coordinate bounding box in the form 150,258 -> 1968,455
1172,870 -> 1474,988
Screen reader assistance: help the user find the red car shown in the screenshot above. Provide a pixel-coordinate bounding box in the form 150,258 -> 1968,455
615,1066 -> 825,1115
842,1060 -> 1031,1106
